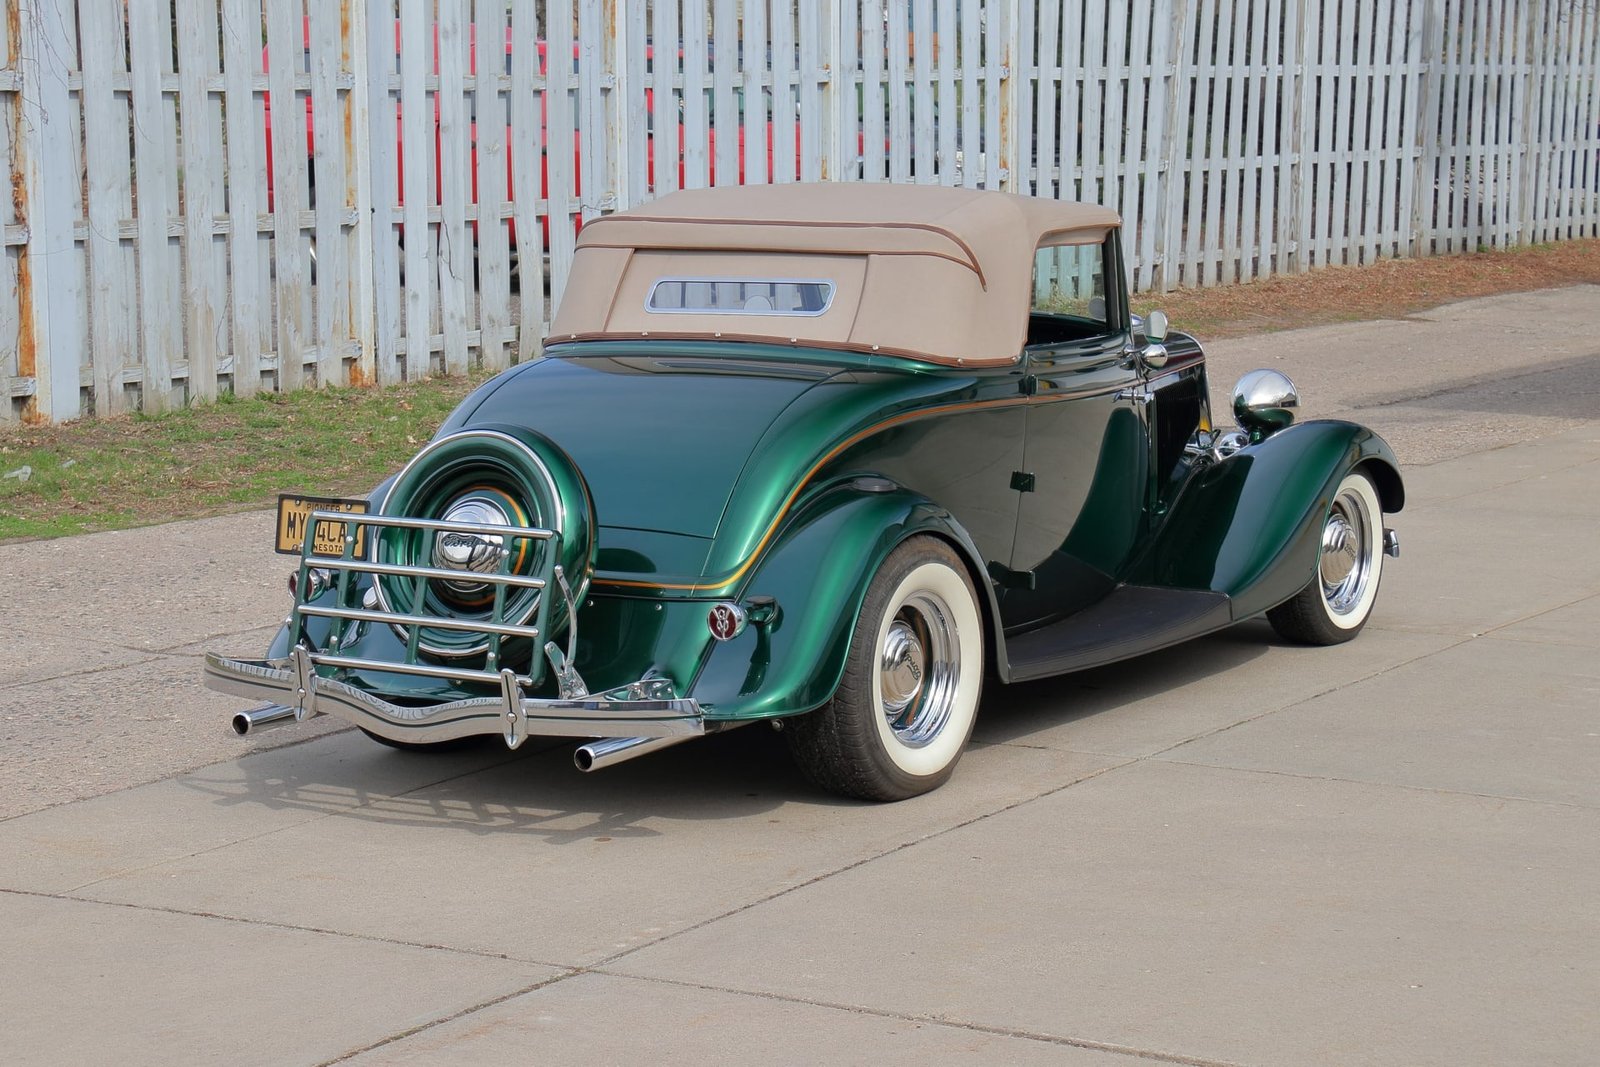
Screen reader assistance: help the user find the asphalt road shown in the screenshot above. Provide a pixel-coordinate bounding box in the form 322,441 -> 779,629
3,286 -> 1597,1065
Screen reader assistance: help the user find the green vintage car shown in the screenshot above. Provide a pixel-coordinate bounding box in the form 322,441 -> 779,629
205,183 -> 1403,801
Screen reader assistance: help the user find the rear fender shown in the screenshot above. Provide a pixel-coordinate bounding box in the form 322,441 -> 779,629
1136,420 -> 1403,620
687,481 -> 1001,721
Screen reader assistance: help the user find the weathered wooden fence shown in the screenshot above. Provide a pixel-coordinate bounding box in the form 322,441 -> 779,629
3,0 -> 1599,423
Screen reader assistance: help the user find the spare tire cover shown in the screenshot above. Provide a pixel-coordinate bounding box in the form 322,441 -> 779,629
373,426 -> 595,661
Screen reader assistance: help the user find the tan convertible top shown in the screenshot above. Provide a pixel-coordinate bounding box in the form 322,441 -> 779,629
549,183 -> 1120,366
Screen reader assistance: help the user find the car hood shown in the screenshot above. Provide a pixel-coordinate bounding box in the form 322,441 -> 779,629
457,350 -> 847,544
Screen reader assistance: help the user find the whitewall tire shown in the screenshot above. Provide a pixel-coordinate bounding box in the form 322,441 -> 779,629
786,536 -> 984,801
1268,470 -> 1385,644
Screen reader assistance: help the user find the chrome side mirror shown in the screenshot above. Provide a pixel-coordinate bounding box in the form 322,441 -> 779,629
1145,309 -> 1169,342
1139,309 -> 1170,369
1232,369 -> 1299,436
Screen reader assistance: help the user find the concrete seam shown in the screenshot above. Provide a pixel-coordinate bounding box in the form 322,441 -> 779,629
1147,635 -> 1476,759
0,651 -> 170,693
582,758 -> 1141,971
1146,758 -> 1600,813
585,971 -> 1250,1067
0,886 -> 571,969
150,623 -> 293,654
0,722 -> 376,826
1470,589 -> 1600,639
50,745 -> 553,891
312,969 -> 587,1066
0,622 -> 279,660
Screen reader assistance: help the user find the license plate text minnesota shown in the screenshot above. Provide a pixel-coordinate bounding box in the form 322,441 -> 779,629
275,495 -> 369,556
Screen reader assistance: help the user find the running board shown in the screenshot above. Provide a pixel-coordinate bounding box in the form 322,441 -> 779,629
1005,586 -> 1232,683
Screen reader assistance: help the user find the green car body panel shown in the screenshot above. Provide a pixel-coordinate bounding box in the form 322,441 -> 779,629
215,185 -> 1404,776
265,338 -> 1400,721
462,342 -> 1027,715
453,342 -> 1029,592
267,343 -> 1020,714
1132,420 -> 1403,620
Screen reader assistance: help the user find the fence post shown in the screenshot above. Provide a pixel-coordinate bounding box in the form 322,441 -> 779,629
612,0 -> 648,211
1512,0 -> 1537,246
997,0 -> 1024,193
175,0 -> 220,403
364,0 -> 403,385
605,0 -> 637,210
14,0 -> 83,422
817,0 -> 846,182
1409,0 -> 1445,257
345,0 -> 376,388
265,0 -> 310,392
1151,0 -> 1190,292
1284,0 -> 1318,273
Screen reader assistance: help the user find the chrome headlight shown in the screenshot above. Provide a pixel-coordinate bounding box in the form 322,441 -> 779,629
1232,369 -> 1299,436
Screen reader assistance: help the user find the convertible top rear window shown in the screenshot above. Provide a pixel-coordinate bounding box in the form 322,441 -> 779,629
646,278 -> 835,317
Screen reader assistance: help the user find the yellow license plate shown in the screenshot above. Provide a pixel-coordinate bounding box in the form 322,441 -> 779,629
275,494 -> 370,557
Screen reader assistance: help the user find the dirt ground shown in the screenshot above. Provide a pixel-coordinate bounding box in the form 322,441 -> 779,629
1138,237 -> 1600,337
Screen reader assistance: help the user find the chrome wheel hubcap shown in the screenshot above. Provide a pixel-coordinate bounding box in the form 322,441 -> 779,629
1320,514 -> 1358,586
432,498 -> 511,598
879,592 -> 960,748
880,621 -> 926,714
1321,489 -> 1374,615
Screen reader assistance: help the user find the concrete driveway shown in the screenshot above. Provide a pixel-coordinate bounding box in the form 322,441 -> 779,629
3,287 -> 1597,1065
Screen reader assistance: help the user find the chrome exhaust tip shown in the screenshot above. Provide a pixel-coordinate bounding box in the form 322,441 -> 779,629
1383,527 -> 1401,559
573,734 -> 693,772
232,704 -> 297,737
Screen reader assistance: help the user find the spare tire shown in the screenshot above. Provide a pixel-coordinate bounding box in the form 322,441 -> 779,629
372,426 -> 594,661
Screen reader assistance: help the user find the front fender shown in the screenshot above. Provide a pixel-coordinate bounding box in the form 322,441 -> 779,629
1135,420 -> 1403,620
687,481 -> 999,721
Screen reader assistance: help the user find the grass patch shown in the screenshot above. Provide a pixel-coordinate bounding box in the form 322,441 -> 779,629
0,376 -> 480,542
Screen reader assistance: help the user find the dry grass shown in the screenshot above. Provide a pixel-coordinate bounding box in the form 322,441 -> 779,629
1135,238 -> 1600,338
1,376 -> 480,542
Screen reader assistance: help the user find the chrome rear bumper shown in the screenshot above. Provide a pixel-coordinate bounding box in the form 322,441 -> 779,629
204,646 -> 705,749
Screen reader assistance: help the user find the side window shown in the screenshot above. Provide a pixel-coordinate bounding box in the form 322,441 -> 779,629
1030,243 -> 1109,343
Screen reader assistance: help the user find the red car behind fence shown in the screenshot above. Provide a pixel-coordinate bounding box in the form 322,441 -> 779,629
265,26 -> 795,271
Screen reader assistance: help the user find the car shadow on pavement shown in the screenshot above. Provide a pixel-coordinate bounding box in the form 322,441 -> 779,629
177,622 -> 1276,835
1346,352 -> 1600,419
176,724 -> 846,842
972,620 -> 1274,747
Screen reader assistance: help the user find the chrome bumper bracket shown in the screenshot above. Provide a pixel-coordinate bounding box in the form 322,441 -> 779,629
544,640 -> 589,699
204,648 -> 705,748
500,667 -> 528,750
291,644 -> 318,722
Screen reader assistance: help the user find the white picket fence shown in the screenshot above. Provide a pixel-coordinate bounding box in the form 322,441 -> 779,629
3,0 -> 1598,424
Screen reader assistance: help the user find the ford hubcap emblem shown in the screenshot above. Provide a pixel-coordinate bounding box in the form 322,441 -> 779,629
433,498 -> 512,595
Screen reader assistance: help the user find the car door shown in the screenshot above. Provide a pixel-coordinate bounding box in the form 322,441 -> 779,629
1001,236 -> 1148,633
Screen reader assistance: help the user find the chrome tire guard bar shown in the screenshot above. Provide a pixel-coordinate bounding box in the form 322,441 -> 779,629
205,646 -> 705,750
206,506 -> 704,752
